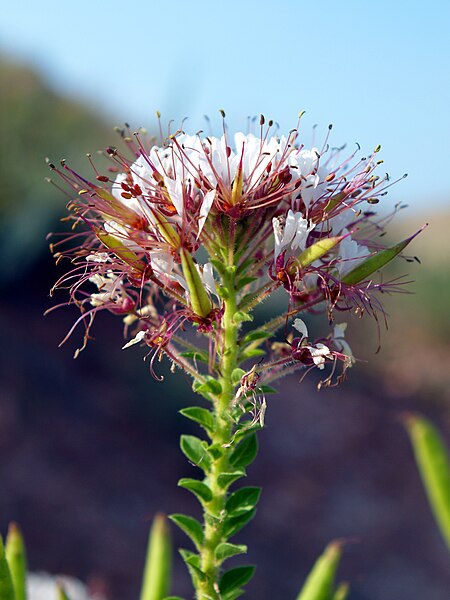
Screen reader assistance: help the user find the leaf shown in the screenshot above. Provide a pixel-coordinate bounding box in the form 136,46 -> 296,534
5,523 -> 27,600
332,582 -> 350,600
140,513 -> 172,600
231,368 -> 246,385
179,549 -> 206,584
163,597 -> 186,600
0,536 -> 15,600
229,434 -> 258,469
341,228 -> 424,285
234,311 -> 253,324
179,350 -> 209,363
180,435 -> 211,472
236,276 -> 257,290
226,487 -> 262,517
222,590 -> 245,600
241,330 -> 271,344
218,470 -> 246,490
194,378 -> 223,397
259,385 -> 278,394
238,348 -> 266,361
223,508 -> 257,538
215,543 -> 247,562
404,413 -> 450,550
219,566 -> 255,596
179,407 -> 215,434
169,514 -> 204,550
209,258 -> 227,276
178,478 -> 213,503
296,541 -> 342,600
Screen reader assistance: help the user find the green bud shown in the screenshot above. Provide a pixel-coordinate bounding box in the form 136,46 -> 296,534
5,523 -> 27,600
288,236 -> 343,275
341,228 -> 424,285
140,514 -> 172,600
180,249 -> 213,318
0,536 -> 15,600
97,231 -> 145,273
152,211 -> 181,249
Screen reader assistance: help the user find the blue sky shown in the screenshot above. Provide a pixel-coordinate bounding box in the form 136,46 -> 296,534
1,0 -> 449,210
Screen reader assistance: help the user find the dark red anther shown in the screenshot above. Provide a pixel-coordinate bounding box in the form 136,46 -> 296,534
96,175 -> 109,183
325,173 -> 336,182
121,192 -> 133,200
133,184 -> 142,196
226,146 -> 232,158
121,182 -> 131,191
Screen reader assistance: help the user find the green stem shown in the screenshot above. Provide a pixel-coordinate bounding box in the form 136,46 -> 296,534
197,232 -> 240,599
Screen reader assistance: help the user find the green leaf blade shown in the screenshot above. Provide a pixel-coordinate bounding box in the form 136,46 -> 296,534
405,413 -> 450,551
296,541 -> 342,600
140,513 -> 172,600
178,478 -> 213,503
179,407 -> 215,434
169,514 -> 204,550
180,435 -> 211,472
226,487 -> 262,517
229,434 -> 258,469
219,565 -> 255,596
215,543 -> 247,562
0,536 -> 16,600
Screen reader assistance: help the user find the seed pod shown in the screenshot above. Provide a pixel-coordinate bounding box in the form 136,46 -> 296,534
140,513 -> 172,600
295,541 -> 342,600
5,523 -> 27,600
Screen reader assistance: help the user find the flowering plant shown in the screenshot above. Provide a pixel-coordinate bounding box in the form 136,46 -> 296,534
45,112 -> 422,599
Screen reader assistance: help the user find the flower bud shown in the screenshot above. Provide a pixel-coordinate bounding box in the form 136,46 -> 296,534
288,235 -> 343,276
180,248 -> 213,318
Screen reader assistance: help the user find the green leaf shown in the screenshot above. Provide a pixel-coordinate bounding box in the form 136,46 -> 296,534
241,330 -> 271,344
223,508 -> 257,538
226,487 -> 262,517
178,478 -> 213,503
57,584 -> 72,600
215,543 -> 247,562
218,470 -> 246,489
163,597 -> 186,600
180,435 -> 211,472
231,368 -> 246,385
5,523 -> 27,600
234,311 -> 253,324
259,385 -> 278,394
219,566 -> 255,596
404,413 -> 450,550
0,536 -> 15,600
332,582 -> 350,600
222,590 -> 245,600
140,513 -> 172,600
229,434 -> 258,469
179,407 -> 215,434
341,228 -> 423,285
179,549 -> 206,584
296,541 -> 342,600
239,348 -> 266,361
169,514 -> 204,550
236,276 -> 257,290
209,258 -> 227,276
194,378 -> 223,397
179,350 -> 209,363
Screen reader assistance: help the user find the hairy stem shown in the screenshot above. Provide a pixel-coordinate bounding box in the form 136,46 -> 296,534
197,233 -> 239,599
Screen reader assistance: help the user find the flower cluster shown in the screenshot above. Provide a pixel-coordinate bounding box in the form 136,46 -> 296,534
47,113 -> 419,386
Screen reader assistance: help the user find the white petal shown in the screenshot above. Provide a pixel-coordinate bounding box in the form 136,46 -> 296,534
293,318 -> 308,339
333,322 -> 348,339
122,330 -> 147,349
201,262 -> 217,297
197,189 -> 215,237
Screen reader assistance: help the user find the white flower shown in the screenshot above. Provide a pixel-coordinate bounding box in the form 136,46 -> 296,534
292,318 -> 332,370
89,272 -> 122,307
333,322 -> 355,367
103,220 -> 145,252
86,253 -> 110,263
122,329 -> 147,349
337,229 -> 369,276
273,210 -> 315,263
28,572 -> 104,600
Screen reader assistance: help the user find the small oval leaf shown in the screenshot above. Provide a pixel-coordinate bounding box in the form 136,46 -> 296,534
215,543 -> 247,562
219,566 -> 255,596
178,478 -> 213,503
179,407 -> 215,433
226,487 -> 262,517
169,515 -> 204,550
229,434 -> 258,469
180,435 -> 211,472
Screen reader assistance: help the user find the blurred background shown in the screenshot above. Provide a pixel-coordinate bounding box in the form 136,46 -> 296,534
0,1 -> 449,598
